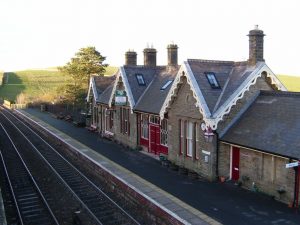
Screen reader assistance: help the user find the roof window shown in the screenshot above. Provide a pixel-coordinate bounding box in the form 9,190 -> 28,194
205,72 -> 220,89
135,74 -> 145,86
161,80 -> 173,90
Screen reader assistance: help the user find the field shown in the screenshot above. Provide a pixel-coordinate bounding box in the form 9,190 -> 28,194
0,66 -> 118,103
0,68 -> 298,103
277,75 -> 300,91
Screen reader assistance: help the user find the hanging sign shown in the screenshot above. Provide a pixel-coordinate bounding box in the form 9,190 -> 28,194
115,90 -> 127,105
286,162 -> 299,168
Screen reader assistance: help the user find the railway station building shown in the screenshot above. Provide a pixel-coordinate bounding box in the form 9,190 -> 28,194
87,26 -> 300,205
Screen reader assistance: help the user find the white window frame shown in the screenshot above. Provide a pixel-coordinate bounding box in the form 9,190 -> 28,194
124,109 -> 129,134
186,121 -> 193,157
160,119 -> 168,146
120,107 -> 130,135
161,80 -> 173,90
180,120 -> 184,155
206,72 -> 220,88
136,74 -> 145,85
195,123 -> 200,160
141,114 -> 149,139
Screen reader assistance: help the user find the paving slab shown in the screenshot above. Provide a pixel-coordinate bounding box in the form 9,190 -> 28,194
17,108 -> 300,225
17,109 -> 214,225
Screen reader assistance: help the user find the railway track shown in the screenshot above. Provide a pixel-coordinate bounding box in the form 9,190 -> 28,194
0,106 -> 140,225
0,124 -> 59,225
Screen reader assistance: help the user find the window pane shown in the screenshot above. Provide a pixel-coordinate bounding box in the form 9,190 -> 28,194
206,72 -> 220,88
141,114 -> 148,139
186,122 -> 193,156
136,74 -> 145,85
161,80 -> 173,90
160,119 -> 168,146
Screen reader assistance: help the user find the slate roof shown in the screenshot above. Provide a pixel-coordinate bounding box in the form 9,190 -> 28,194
93,75 -> 115,94
134,66 -> 179,114
187,59 -> 257,114
92,75 -> 116,104
98,83 -> 114,105
220,91 -> 300,159
123,66 -> 166,103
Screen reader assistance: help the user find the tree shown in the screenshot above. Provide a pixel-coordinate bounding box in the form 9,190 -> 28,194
58,46 -> 108,104
59,46 -> 108,85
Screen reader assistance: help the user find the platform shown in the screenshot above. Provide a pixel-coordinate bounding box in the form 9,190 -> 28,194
17,109 -> 217,225
15,108 -> 300,225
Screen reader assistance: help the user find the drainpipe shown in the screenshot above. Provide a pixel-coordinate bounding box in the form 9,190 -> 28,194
293,160 -> 300,209
136,113 -> 140,146
215,131 -> 219,179
293,165 -> 297,207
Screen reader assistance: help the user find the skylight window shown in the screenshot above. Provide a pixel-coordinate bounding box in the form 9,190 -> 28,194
135,74 -> 145,86
205,72 -> 220,89
161,80 -> 173,90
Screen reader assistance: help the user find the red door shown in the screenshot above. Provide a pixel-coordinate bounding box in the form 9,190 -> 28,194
150,125 -> 160,154
231,146 -> 240,181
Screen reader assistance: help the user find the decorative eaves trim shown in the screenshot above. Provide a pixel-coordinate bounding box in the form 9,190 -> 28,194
184,61 -> 211,118
211,63 -> 287,130
86,77 -> 98,102
108,67 -> 135,112
159,62 -> 211,122
108,72 -> 120,107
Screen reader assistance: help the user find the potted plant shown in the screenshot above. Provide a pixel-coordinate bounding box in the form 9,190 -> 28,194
219,176 -> 226,183
241,175 -> 250,183
277,187 -> 286,195
169,162 -> 178,171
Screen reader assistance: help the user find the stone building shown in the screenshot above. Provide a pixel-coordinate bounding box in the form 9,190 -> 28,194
87,44 -> 180,154
160,26 -> 286,181
219,91 -> 300,204
86,74 -> 116,134
86,26 -> 300,205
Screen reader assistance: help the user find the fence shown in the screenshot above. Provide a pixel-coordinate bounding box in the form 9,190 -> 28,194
3,100 -> 27,109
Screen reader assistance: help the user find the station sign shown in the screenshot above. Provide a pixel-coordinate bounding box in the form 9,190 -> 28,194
286,162 -> 299,168
115,90 -> 127,106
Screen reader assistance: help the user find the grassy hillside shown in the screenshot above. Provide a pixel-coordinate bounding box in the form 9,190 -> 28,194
0,68 -> 298,104
0,66 -> 117,103
277,75 -> 300,92
0,69 -> 71,103
104,66 -> 118,75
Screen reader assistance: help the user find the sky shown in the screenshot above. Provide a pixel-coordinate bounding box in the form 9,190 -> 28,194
0,0 -> 300,75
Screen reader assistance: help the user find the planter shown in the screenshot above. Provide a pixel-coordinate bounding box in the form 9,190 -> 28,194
169,163 -> 178,171
161,160 -> 170,167
219,176 -> 226,183
178,167 -> 188,175
188,171 -> 198,180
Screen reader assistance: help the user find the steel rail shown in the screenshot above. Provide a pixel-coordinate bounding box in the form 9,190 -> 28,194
0,106 -> 140,225
0,123 -> 59,225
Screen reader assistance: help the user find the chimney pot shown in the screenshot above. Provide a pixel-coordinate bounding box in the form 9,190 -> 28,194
248,26 -> 265,66
125,50 -> 137,66
167,44 -> 178,66
143,47 -> 157,67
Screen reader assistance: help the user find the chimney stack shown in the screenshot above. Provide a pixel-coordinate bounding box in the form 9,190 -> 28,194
248,25 -> 265,66
167,44 -> 178,66
125,50 -> 137,66
143,47 -> 157,67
